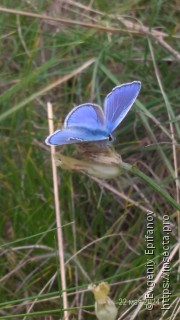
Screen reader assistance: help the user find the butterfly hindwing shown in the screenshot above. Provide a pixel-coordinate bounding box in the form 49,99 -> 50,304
104,81 -> 141,133
45,127 -> 109,146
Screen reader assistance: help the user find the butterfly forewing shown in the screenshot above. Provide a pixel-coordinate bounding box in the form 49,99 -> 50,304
104,81 -> 141,133
64,103 -> 105,129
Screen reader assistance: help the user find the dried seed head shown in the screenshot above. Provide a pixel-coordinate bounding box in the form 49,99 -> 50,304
55,143 -> 122,179
88,282 -> 118,320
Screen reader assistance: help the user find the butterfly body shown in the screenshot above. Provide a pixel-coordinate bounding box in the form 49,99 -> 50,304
45,81 -> 141,146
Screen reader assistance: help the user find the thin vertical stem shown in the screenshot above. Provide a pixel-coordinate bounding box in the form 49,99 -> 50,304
47,102 -> 68,320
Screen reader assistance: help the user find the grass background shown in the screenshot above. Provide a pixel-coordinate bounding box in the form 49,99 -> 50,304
0,0 -> 179,319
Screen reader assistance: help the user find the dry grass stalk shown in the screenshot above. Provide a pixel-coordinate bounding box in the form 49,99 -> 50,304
47,102 -> 68,320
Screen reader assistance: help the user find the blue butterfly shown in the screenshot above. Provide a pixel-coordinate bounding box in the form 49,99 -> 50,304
45,81 -> 141,146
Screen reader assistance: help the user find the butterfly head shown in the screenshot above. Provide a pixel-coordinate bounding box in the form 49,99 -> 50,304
108,134 -> 114,142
